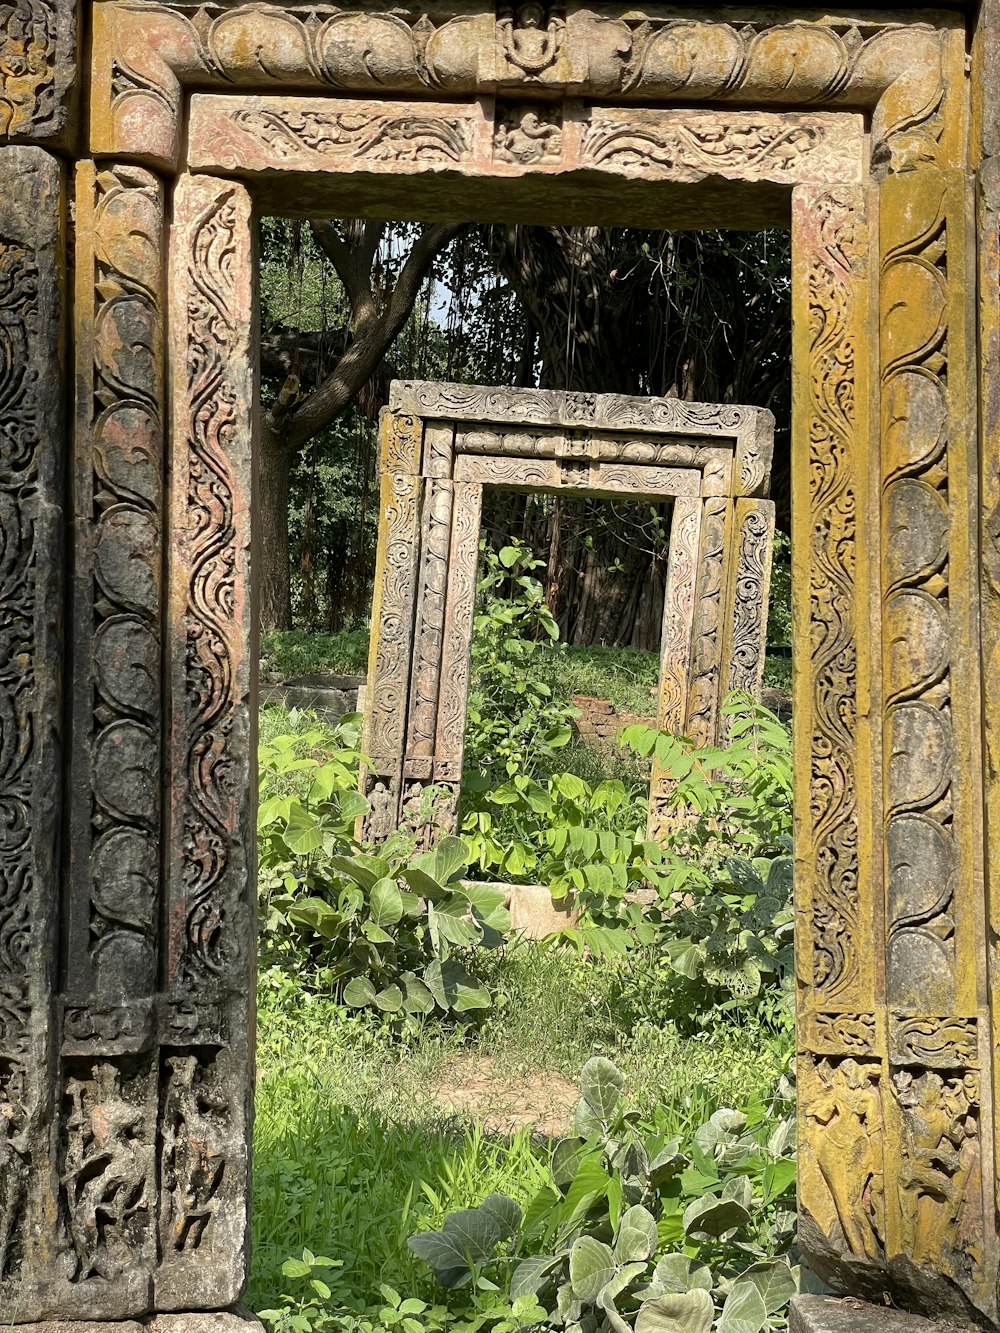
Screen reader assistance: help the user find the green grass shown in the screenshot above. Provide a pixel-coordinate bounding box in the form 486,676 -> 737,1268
546,644 -> 660,715
261,628 -> 370,680
248,944 -> 792,1319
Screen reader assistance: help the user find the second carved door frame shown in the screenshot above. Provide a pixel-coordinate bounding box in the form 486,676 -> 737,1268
361,380 -> 775,843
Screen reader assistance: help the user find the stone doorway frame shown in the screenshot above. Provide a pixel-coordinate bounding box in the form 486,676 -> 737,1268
361,380 -> 775,845
4,2 -> 1000,1326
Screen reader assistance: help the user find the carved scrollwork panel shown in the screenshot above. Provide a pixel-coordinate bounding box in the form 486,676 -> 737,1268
189,95 -> 484,177
378,409 -> 423,475
435,483 -> 482,778
162,174 -> 254,1308
0,144 -> 65,1316
405,480 -> 454,767
791,185 -> 869,1014
722,499 -> 775,720
68,162 -> 165,1014
684,497 -> 731,747
362,470 -> 422,780
580,109 -> 863,187
647,497 -> 700,843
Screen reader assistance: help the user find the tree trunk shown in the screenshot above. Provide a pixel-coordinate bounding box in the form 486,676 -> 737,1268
258,420 -> 294,630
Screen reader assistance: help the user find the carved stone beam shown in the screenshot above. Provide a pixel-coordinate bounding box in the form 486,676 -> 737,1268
91,3 -> 963,175
391,379 -> 772,463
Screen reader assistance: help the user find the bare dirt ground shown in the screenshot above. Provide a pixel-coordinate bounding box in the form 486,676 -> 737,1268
429,1055 -> 578,1138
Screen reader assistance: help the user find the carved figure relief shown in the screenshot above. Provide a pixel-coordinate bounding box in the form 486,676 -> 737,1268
61,1061 -> 153,1283
800,1057 -> 884,1261
364,385 -> 773,840
497,3 -> 565,78
494,103 -> 562,165
894,1069 -> 981,1279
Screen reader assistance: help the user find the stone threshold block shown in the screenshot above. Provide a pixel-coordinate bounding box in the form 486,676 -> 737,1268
790,1296 -> 977,1333
22,1313 -> 263,1333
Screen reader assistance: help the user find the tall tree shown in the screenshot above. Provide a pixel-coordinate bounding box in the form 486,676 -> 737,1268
258,218 -> 463,629
484,226 -> 791,648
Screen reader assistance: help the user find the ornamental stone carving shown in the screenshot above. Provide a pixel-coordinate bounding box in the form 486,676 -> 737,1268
2,2 -> 1000,1329
363,384 -> 774,845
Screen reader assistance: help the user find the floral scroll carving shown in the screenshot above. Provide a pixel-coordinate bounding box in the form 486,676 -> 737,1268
796,186 -> 864,1007
68,163 -> 165,1019
365,385 -> 773,843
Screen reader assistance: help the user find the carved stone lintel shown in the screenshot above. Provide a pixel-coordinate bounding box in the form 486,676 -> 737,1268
189,95 -> 484,177
91,4 -> 962,174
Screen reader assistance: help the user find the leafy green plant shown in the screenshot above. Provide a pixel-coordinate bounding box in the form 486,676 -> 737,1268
409,1057 -> 800,1333
465,541 -> 578,784
619,695 -> 795,1027
462,769 -> 659,955
261,628 -> 371,681
278,835 -> 510,1021
258,1249 -> 345,1332
257,712 -> 368,952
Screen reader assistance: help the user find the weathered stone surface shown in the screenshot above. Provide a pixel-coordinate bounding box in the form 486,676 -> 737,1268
91,4 -> 963,174
363,383 -> 774,842
0,0 -> 77,145
9,2 -> 1000,1327
146,1312 -> 263,1332
789,1296 -> 967,1333
0,143 -> 66,1321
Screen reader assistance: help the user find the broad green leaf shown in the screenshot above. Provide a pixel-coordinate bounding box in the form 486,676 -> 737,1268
568,1235 -> 616,1302
374,984 -> 403,1012
343,976 -> 377,1008
479,1193 -> 522,1238
635,1290 -> 713,1333
401,972 -> 435,1015
598,1262 -> 649,1333
407,1206 -> 506,1285
282,804 -> 322,855
338,790 -> 369,823
717,1282 -> 767,1333
510,1255 -> 559,1299
551,1137 -> 581,1189
281,1257 -> 312,1279
682,1194 -> 752,1239
370,878 -> 404,927
653,1254 -> 713,1294
615,1205 -> 658,1264
726,1260 -> 797,1318
288,898 -> 340,939
579,1056 -> 624,1120
431,835 -> 470,885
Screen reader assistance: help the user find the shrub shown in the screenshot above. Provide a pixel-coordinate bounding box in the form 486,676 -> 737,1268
258,713 -> 508,1022
464,541 -> 578,785
408,1056 -> 800,1333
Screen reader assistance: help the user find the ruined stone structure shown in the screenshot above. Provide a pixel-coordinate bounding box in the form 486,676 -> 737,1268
3,1 -> 1000,1328
363,381 -> 775,845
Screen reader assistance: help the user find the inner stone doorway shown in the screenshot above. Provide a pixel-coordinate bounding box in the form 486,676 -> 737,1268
362,380 -> 775,845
